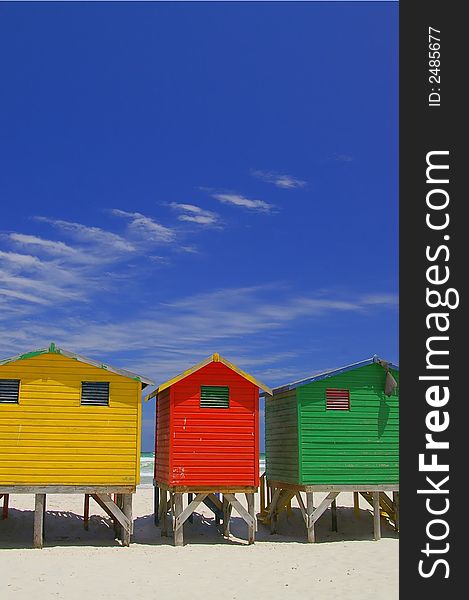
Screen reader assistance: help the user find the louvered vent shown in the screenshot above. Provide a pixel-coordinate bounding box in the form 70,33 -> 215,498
0,379 -> 20,404
200,386 -> 229,408
326,388 -> 350,411
81,381 -> 110,406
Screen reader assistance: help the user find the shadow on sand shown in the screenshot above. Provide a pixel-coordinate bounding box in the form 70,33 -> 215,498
1,503 -> 398,549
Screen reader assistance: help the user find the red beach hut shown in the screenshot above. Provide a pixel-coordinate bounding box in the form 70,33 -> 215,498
145,353 -> 272,545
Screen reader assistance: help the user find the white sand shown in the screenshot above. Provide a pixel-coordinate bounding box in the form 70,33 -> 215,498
0,488 -> 398,600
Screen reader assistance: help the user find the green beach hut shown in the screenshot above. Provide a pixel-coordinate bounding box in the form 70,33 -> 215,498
262,356 -> 399,542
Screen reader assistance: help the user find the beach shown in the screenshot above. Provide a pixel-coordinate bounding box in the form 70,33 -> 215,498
0,486 -> 398,600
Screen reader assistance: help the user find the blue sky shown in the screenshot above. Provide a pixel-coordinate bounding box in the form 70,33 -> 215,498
0,2 -> 398,451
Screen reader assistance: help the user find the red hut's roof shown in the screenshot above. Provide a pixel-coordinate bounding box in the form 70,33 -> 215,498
145,353 -> 272,400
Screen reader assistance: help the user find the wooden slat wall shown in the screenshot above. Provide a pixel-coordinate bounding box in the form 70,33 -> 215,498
298,364 -> 399,485
0,353 -> 140,486
155,388 -> 171,484
265,390 -> 299,483
169,362 -> 259,487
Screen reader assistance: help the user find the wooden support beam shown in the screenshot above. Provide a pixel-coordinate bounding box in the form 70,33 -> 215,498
91,493 -> 131,535
206,493 -> 223,512
373,491 -> 381,540
84,494 -> 90,530
267,481 -> 399,493
311,492 -> 339,525
187,493 -> 194,524
34,494 -> 46,549
277,490 -> 295,512
393,492 -> 400,532
161,490 -> 168,537
0,485 -> 135,495
267,488 -> 281,520
155,482 -> 257,494
331,498 -> 338,532
2,493 -> 9,520
260,475 -> 266,515
121,494 -> 133,546
223,494 -> 256,529
353,492 -> 360,518
295,492 -> 308,526
169,492 -> 175,521
174,493 -> 208,531
269,488 -> 281,534
222,496 -> 232,537
214,493 -> 221,525
113,494 -> 122,539
173,493 -> 184,546
154,485 -> 160,526
246,493 -> 255,544
306,492 -> 315,543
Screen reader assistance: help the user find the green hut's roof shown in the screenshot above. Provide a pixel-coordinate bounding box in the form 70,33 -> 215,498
269,355 -> 399,395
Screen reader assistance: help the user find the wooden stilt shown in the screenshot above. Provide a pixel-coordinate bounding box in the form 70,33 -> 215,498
295,491 -> 309,528
2,494 -> 9,520
269,488 -> 280,534
161,490 -> 168,537
331,498 -> 338,532
154,485 -> 160,526
172,492 -> 208,545
152,483 -> 258,545
393,491 -> 399,532
34,494 -> 46,549
91,493 -> 131,544
306,492 -> 315,543
169,492 -> 175,522
260,475 -> 265,515
353,492 -> 360,518
188,493 -> 194,524
222,495 -> 232,537
121,493 -> 133,546
214,493 -> 220,525
173,493 -> 184,546
246,493 -> 255,544
84,494 -> 90,530
114,494 -> 122,539
373,491 -> 381,540
223,493 -> 256,544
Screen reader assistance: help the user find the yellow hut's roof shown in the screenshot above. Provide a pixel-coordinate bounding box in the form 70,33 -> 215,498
145,353 -> 272,401
0,342 -> 155,388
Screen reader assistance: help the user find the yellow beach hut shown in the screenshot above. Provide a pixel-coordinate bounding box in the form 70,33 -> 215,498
0,343 -> 153,547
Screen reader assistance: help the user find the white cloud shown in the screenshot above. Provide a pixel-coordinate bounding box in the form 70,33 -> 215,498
111,209 -> 176,243
170,203 -> 220,227
251,169 -> 308,189
35,216 -> 135,252
8,233 -> 96,264
362,293 -> 399,306
211,192 -> 274,213
0,250 -> 45,270
0,287 -> 50,305
0,209 -> 197,318
1,219 -> 134,313
0,282 -> 398,386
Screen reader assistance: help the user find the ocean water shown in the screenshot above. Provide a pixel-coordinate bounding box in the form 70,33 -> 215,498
139,452 -> 266,487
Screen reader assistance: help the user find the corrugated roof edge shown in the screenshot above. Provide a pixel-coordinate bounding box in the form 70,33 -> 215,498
262,356 -> 399,397
0,343 -> 155,388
